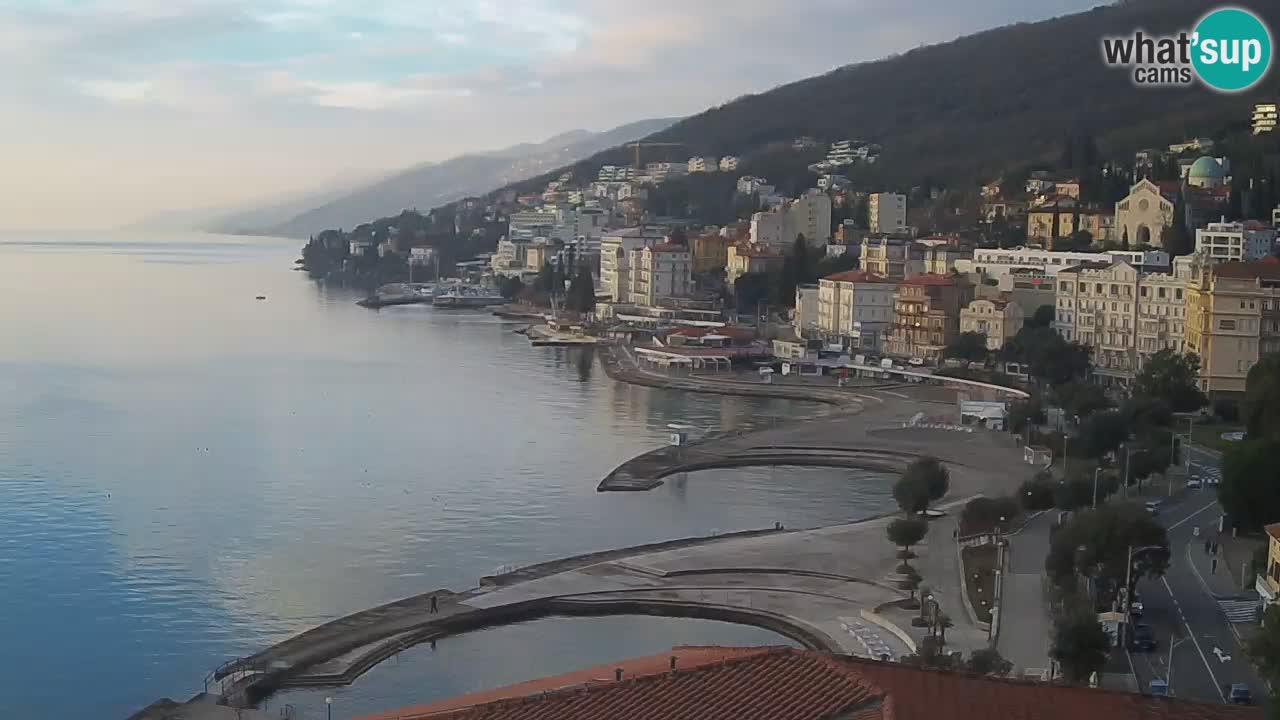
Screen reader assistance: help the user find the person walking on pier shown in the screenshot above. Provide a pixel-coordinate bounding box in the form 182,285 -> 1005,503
430,595 -> 438,614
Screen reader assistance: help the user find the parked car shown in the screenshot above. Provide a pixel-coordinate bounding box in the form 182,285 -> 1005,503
1129,624 -> 1157,651
1186,477 -> 1203,489
1129,597 -> 1144,619
1148,679 -> 1169,697
1228,683 -> 1253,705
1145,500 -> 1161,516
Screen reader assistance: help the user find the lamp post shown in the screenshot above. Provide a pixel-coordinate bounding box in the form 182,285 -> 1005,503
1093,467 -> 1101,508
325,697 -> 332,720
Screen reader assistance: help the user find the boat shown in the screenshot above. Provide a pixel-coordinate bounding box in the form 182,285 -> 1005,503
432,286 -> 506,309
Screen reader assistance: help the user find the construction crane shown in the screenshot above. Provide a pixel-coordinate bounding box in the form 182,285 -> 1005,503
625,142 -> 686,171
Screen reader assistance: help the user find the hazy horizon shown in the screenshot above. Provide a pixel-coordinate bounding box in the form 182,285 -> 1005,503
0,0 -> 1103,231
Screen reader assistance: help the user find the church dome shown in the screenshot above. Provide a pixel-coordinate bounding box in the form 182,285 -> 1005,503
1188,156 -> 1226,180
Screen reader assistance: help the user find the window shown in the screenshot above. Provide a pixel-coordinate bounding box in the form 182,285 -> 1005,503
1096,283 -> 1103,294
1220,319 -> 1237,330
1158,287 -> 1166,299
1176,289 -> 1183,300
1140,286 -> 1148,297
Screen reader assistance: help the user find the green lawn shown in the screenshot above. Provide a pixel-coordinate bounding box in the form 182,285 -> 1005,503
1190,422 -> 1246,454
961,545 -> 999,624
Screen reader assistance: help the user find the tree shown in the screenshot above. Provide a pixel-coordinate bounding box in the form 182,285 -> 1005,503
1051,381 -> 1110,420
904,456 -> 949,506
886,517 -> 929,558
1008,396 -> 1046,435
498,276 -> 525,300
1245,354 -> 1280,441
1045,503 -> 1169,597
1220,438 -> 1280,531
1019,476 -> 1056,511
960,496 -> 1021,534
1076,411 -> 1129,458
537,261 -> 557,295
893,472 -> 932,515
1053,477 -> 1095,512
944,332 -> 989,363
1051,602 -> 1111,684
1165,194 -> 1194,256
1133,349 -> 1205,413
1028,304 -> 1055,328
964,647 -> 1013,676
1248,605 -> 1280,693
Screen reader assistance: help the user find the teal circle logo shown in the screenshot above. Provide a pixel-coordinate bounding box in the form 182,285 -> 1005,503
1192,7 -> 1272,92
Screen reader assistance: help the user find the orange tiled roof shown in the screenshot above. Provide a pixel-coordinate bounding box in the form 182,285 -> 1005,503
1266,523 -> 1280,542
361,648 -> 1261,720
357,647 -> 775,720
423,649 -> 880,720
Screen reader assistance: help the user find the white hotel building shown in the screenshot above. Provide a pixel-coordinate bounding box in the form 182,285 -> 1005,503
958,247 -> 1170,280
1195,219 -> 1277,264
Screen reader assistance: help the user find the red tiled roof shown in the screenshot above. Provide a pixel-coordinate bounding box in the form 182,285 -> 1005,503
1212,260 -> 1280,281
363,648 -> 1261,720
1266,523 -> 1280,542
423,649 -> 880,720
847,655 -> 1257,720
824,270 -> 893,284
357,647 -> 775,720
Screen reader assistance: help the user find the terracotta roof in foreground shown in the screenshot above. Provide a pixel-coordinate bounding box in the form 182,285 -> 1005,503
1212,260 -> 1280,281
1266,523 -> 1280,542
358,648 -> 1261,720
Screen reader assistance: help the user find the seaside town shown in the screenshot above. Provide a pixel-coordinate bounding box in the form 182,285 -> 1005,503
159,99 -> 1280,720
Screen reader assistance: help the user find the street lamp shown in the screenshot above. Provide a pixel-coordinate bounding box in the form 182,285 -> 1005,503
325,697 -> 332,720
1093,467 -> 1102,508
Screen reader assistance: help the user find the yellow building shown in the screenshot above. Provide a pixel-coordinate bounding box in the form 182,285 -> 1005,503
1185,259 -> 1280,395
690,233 -> 731,274
1259,523 -> 1280,606
959,297 -> 1024,351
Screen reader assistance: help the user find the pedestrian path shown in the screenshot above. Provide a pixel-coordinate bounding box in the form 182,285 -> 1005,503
996,511 -> 1055,674
840,618 -> 894,660
1217,596 -> 1261,624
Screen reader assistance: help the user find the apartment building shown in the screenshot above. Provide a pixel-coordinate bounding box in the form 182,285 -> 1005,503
886,274 -> 975,361
1255,102 -> 1278,135
749,190 -> 833,249
719,156 -> 740,172
629,243 -> 693,306
600,227 -> 668,302
869,193 -> 907,234
1186,259 -> 1280,395
960,298 -> 1024,351
726,243 -> 785,287
960,247 -> 1170,280
815,270 -> 897,351
860,236 -> 913,280
1054,259 -> 1192,385
687,156 -> 719,173
1196,219 -> 1277,264
690,232 -> 732,273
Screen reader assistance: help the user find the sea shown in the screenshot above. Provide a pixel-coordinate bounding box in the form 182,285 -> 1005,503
0,232 -> 895,719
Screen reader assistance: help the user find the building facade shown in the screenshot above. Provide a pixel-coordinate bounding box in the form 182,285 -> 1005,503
726,244 -> 785,287
959,298 -> 1024,351
1254,102 -> 1278,135
1185,259 -> 1280,395
749,190 -> 832,249
886,275 -> 975,361
687,156 -> 719,173
869,193 -> 907,234
815,270 -> 896,350
1115,179 -> 1175,248
1196,219 -> 1277,264
1054,259 -> 1191,384
600,227 -> 668,302
690,232 -> 731,273
629,244 -> 693,306
960,247 -> 1170,280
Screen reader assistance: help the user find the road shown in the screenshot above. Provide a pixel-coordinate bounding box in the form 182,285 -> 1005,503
1127,445 -> 1264,705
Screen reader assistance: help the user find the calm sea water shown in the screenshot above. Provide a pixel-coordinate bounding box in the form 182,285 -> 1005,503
0,233 -> 893,719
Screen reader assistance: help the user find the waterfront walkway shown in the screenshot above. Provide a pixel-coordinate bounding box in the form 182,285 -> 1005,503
997,511 -> 1056,678
185,350 -> 1038,713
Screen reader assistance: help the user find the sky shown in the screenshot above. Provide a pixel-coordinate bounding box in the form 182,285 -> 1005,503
0,0 -> 1105,230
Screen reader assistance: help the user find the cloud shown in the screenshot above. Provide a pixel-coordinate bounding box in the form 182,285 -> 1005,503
0,0 -> 1108,230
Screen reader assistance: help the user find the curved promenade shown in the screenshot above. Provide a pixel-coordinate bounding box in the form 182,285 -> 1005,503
193,350 -> 1036,713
